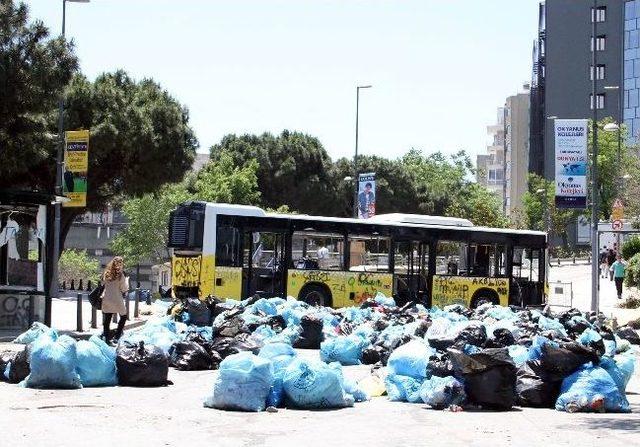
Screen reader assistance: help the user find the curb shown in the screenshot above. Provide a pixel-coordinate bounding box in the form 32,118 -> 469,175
0,319 -> 148,343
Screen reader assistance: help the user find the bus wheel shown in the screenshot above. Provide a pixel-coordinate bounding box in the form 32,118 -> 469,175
471,290 -> 499,309
300,284 -> 331,307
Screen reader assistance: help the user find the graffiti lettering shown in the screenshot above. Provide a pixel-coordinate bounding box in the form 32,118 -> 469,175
0,295 -> 33,330
173,257 -> 201,286
302,271 -> 329,282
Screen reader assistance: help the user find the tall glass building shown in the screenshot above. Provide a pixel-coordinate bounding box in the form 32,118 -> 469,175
624,0 -> 640,143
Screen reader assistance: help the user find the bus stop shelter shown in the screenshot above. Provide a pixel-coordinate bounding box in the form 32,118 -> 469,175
0,190 -> 62,336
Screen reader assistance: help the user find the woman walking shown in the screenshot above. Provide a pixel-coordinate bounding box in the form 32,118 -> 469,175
609,254 -> 627,300
101,256 -> 129,344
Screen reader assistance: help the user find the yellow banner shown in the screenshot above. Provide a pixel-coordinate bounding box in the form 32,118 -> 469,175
63,130 -> 89,208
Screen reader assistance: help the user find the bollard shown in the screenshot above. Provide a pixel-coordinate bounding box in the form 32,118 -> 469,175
76,293 -> 83,332
134,287 -> 140,318
91,305 -> 97,329
126,291 -> 131,316
71,279 -> 75,290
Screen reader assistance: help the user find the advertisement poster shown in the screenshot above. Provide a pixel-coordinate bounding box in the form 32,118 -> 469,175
357,172 -> 376,219
62,130 -> 90,208
554,119 -> 588,208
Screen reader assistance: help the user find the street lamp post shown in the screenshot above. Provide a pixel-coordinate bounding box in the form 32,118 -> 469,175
591,0 -> 600,313
49,0 -> 89,324
353,85 -> 372,218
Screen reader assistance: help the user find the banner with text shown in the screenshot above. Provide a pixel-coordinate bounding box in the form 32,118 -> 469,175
63,130 -> 90,208
357,172 -> 376,219
554,119 -> 588,209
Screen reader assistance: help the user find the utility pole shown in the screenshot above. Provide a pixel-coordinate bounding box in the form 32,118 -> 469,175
353,85 -> 372,218
590,0 -> 600,313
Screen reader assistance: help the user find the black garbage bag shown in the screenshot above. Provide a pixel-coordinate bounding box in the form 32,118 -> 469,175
427,353 -> 455,378
213,310 -> 247,338
373,319 -> 389,332
413,320 -> 431,338
449,347 -> 517,410
209,333 -> 263,359
455,323 -> 487,347
538,342 -> 600,380
0,351 -> 16,382
293,314 -> 324,349
169,341 -> 213,371
116,341 -> 169,387
515,360 -> 562,408
362,346 -> 386,365
484,328 -> 516,348
3,345 -> 30,384
616,326 -> 640,345
186,298 -> 212,327
211,301 -> 241,319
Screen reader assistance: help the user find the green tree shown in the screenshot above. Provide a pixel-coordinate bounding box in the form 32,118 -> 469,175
0,0 -> 78,178
58,249 -> 100,285
3,71 -> 199,250
112,151 -> 260,265
194,151 -> 260,205
111,183 -> 193,266
210,130 -> 335,214
522,174 -> 575,247
446,183 -> 509,228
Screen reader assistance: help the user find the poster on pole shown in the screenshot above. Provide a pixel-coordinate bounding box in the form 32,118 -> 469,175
554,119 -> 588,208
357,172 -> 376,219
62,130 -> 89,208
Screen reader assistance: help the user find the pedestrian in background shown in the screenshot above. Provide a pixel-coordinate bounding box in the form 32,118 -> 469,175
101,256 -> 129,344
606,248 -> 617,281
599,246 -> 608,278
609,254 -> 627,300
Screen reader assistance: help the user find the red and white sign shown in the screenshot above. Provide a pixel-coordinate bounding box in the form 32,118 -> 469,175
612,219 -> 624,231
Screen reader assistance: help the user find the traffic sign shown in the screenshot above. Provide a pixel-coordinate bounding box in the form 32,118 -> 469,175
612,219 -> 623,231
612,198 -> 624,209
611,198 -> 624,221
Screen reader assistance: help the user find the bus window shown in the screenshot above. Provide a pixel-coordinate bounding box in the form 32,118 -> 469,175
291,233 -> 344,271
513,248 -> 540,282
349,236 -> 390,272
216,226 -> 240,267
245,232 -> 280,269
436,241 -> 467,275
469,244 -> 506,277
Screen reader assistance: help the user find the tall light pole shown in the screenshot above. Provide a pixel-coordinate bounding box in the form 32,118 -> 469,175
590,0 -> 600,313
353,85 -> 372,218
50,0 -> 90,320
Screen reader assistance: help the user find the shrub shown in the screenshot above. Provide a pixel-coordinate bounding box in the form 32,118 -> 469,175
58,249 -> 100,285
622,236 -> 640,261
625,253 -> 640,288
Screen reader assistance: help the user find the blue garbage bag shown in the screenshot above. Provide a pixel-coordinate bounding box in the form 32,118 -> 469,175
259,342 -> 297,406
123,325 -> 179,356
419,376 -> 466,409
13,322 -> 56,345
204,352 -> 274,412
384,373 -> 424,403
387,340 -> 434,379
484,305 -> 516,321
508,345 -> 529,367
253,325 -> 277,342
555,365 -> 630,413
537,315 -> 567,338
76,335 -> 117,387
600,354 -> 636,394
23,334 -> 81,389
251,298 -> 278,316
527,336 -> 558,362
283,358 -> 354,409
374,293 -> 396,307
144,316 -> 177,333
320,334 -> 367,365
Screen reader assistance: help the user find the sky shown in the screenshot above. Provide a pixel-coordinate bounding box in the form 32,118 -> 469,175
26,0 -> 542,161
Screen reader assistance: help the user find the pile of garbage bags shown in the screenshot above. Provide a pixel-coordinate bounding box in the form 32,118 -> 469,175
198,294 -> 637,413
2,293 -> 638,414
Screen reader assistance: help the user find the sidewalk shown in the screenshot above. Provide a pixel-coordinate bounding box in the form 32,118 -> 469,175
0,295 -> 170,343
548,262 -> 640,325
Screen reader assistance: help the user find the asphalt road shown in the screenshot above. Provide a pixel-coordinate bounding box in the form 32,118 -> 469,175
1,349 -> 638,447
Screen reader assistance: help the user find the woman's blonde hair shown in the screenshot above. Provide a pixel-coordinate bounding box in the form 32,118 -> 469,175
103,256 -> 124,281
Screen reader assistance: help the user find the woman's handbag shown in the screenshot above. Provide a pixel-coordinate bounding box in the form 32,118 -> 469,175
88,284 -> 104,309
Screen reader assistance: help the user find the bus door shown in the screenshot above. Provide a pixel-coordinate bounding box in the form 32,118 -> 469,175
243,230 -> 287,298
393,241 -> 429,305
511,247 -> 544,306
